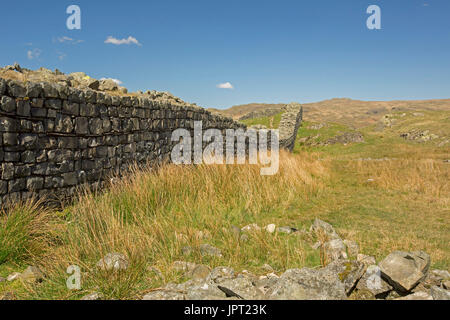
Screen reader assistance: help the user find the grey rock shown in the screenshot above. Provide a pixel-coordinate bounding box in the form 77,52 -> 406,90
324,260 -> 366,295
7,272 -> 21,282
356,265 -> 393,297
266,267 -> 347,300
323,238 -> 348,262
81,292 -> 104,300
395,291 -> 433,300
343,240 -> 359,257
379,251 -> 430,292
310,218 -> 341,241
20,266 -> 44,282
200,244 -> 222,258
1,96 -> 16,113
277,226 -> 298,234
96,253 -> 129,271
430,286 -> 450,300
357,254 -> 376,266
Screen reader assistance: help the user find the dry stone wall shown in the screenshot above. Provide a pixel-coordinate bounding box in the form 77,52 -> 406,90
279,102 -> 303,151
0,78 -> 246,206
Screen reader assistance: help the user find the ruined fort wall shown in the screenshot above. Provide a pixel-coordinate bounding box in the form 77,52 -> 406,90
0,78 -> 245,206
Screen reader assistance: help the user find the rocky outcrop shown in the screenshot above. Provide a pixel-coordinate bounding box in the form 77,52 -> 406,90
278,103 -> 303,151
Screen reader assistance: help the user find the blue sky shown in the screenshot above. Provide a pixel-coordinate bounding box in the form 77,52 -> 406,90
1,0 -> 449,108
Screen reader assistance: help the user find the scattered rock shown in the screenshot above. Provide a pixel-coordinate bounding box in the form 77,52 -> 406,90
200,244 -> 222,258
20,266 -> 44,283
266,267 -> 347,300
81,292 -> 104,300
431,269 -> 450,281
7,272 -> 21,282
96,253 -> 129,271
357,254 -> 376,266
356,265 -> 393,298
430,286 -> 450,300
310,218 -> 340,241
172,261 -> 196,273
187,265 -> 211,281
343,240 -> 359,257
261,264 -> 274,273
207,267 -> 235,283
324,260 -> 365,295
395,291 -> 433,300
378,251 -> 430,293
264,224 -> 276,234
277,226 -> 298,234
241,223 -> 261,232
181,246 -> 193,256
323,238 -> 348,262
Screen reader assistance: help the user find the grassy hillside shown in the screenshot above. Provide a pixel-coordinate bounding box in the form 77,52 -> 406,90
213,98 -> 450,128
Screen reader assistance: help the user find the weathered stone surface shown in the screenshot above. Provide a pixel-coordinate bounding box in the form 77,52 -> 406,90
430,286 -> 450,300
357,254 -> 376,266
7,272 -> 21,282
323,239 -> 348,262
310,218 -> 341,241
266,267 -> 347,300
395,291 -> 433,300
96,253 -> 129,271
81,292 -> 104,300
379,251 -> 430,292
20,266 -> 44,282
279,102 -> 303,151
200,244 -> 222,258
356,265 -> 393,297
324,260 -> 365,295
343,240 -> 359,257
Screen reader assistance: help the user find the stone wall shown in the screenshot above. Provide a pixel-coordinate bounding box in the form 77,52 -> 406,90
279,102 -> 303,151
0,78 -> 246,206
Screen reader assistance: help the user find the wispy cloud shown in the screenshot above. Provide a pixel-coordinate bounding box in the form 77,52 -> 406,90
55,36 -> 84,44
100,78 -> 123,85
104,36 -> 142,46
216,82 -> 234,89
27,48 -> 42,60
57,51 -> 67,61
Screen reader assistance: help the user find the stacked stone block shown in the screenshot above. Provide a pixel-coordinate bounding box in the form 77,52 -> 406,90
0,78 -> 245,206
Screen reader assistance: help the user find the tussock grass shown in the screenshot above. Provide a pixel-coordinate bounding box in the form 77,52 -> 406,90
0,201 -> 55,265
19,151 -> 328,299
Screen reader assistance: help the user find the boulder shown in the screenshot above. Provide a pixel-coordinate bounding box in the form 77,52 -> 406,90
186,265 -> 211,281
378,251 -> 430,292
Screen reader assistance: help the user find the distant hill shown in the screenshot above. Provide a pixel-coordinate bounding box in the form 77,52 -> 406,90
209,98 -> 450,128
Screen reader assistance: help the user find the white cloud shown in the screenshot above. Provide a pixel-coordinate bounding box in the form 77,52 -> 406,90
57,52 -> 67,61
27,48 -> 42,60
216,82 -> 234,89
55,36 -> 84,44
100,77 -> 123,85
104,36 -> 142,46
